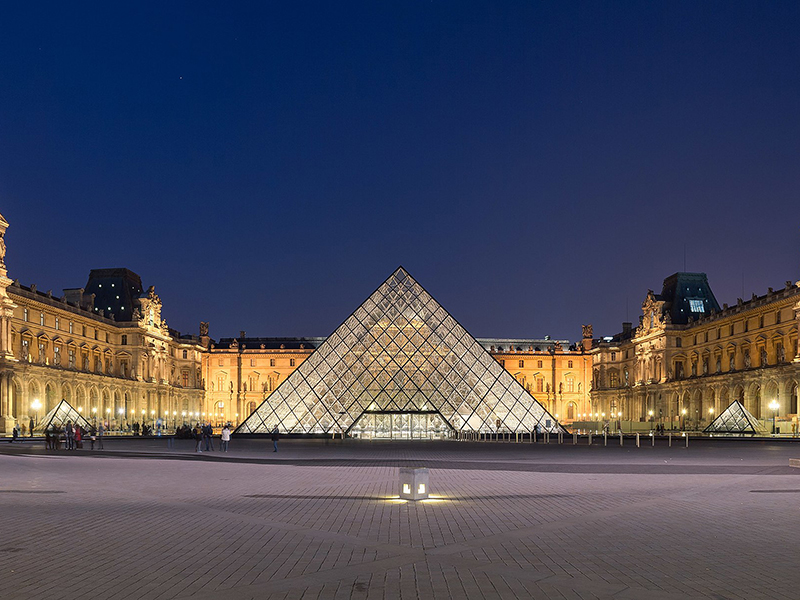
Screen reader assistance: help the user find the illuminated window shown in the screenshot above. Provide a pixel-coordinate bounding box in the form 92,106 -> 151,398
40,312 -> 45,326
689,299 -> 704,313
23,308 -> 28,321
69,321 -> 74,334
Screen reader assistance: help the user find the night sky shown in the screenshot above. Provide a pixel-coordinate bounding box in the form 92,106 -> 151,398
1,2 -> 799,342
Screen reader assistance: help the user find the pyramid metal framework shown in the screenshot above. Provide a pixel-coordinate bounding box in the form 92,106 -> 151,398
35,399 -> 92,433
236,267 -> 566,436
703,400 -> 766,434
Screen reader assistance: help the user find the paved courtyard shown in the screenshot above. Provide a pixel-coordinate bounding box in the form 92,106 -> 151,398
1,438 -> 799,599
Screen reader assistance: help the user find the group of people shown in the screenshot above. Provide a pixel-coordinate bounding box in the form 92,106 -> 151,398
192,422 -> 232,452
43,420 -> 105,450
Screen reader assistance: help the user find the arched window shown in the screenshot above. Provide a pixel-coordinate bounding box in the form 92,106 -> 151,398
182,349 -> 188,359
567,403 -> 576,420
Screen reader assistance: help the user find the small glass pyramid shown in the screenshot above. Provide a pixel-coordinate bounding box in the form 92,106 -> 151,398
35,399 -> 92,433
236,267 -> 565,437
703,400 -> 766,434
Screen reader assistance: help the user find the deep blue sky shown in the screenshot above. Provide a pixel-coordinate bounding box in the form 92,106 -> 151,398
1,2 -> 799,341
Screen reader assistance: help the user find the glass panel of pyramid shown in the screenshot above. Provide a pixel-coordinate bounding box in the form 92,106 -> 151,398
236,267 -> 566,435
703,400 -> 766,434
35,399 -> 92,433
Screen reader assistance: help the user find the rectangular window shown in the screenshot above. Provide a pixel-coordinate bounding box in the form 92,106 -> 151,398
689,299 -> 704,312
69,321 -> 74,334
610,352 -> 616,361
566,377 -> 574,392
218,359 -> 223,367
23,308 -> 28,321
182,372 -> 189,387
250,358 -> 256,367
270,359 -> 276,367
68,349 -> 75,368
82,325 -> 86,336
500,359 -> 505,367
55,317 -> 60,330
675,338 -> 682,348
518,360 -> 524,368
536,378 -> 543,393
290,359 -> 296,367
21,339 -> 29,360
568,360 -> 573,368
730,324 -> 734,336
40,312 -> 45,326
537,360 -> 543,368
54,346 -> 61,366
776,310 -> 782,324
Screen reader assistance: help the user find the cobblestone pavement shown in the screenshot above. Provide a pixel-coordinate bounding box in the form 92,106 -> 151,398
1,439 -> 799,599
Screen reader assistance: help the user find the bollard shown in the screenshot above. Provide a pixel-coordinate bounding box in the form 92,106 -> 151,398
604,431 -> 607,446
651,432 -> 655,447
588,432 -> 592,445
573,432 -> 578,445
545,431 -> 549,444
558,431 -> 563,444
669,433 -> 672,447
686,433 -> 689,448
636,432 -> 640,447
619,431 -> 623,446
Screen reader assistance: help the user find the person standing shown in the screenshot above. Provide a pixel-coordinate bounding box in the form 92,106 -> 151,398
221,425 -> 231,452
64,421 -> 74,451
204,422 -> 215,451
98,422 -> 105,450
194,424 -> 203,452
271,425 -> 279,452
29,417 -> 34,437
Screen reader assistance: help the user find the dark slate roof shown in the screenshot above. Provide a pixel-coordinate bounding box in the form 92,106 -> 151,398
84,268 -> 143,322
214,337 -> 326,350
660,272 -> 720,325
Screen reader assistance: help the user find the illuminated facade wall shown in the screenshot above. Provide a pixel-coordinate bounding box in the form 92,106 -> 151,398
590,273 -> 800,431
0,213 -> 204,433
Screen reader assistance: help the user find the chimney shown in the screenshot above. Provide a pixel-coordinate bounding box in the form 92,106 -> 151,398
622,322 -> 632,336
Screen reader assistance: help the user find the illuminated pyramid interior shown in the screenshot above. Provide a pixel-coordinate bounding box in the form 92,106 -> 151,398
703,400 -> 766,434
236,267 -> 565,438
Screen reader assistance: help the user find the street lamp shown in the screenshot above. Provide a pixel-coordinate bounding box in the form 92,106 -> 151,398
30,399 -> 42,430
769,400 -> 779,435
681,408 -> 687,430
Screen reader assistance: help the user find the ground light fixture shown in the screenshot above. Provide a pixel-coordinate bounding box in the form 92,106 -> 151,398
399,467 -> 429,500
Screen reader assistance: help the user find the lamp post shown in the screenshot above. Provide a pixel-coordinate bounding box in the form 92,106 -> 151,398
648,410 -> 654,432
214,401 -> 225,427
681,408 -> 687,431
769,400 -> 779,435
30,399 -> 42,431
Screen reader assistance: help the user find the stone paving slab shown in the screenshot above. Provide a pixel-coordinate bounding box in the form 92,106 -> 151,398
1,440 -> 799,599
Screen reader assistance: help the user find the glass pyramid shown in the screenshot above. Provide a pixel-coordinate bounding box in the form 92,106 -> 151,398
35,399 -> 92,433
703,400 -> 766,434
236,267 -> 566,437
